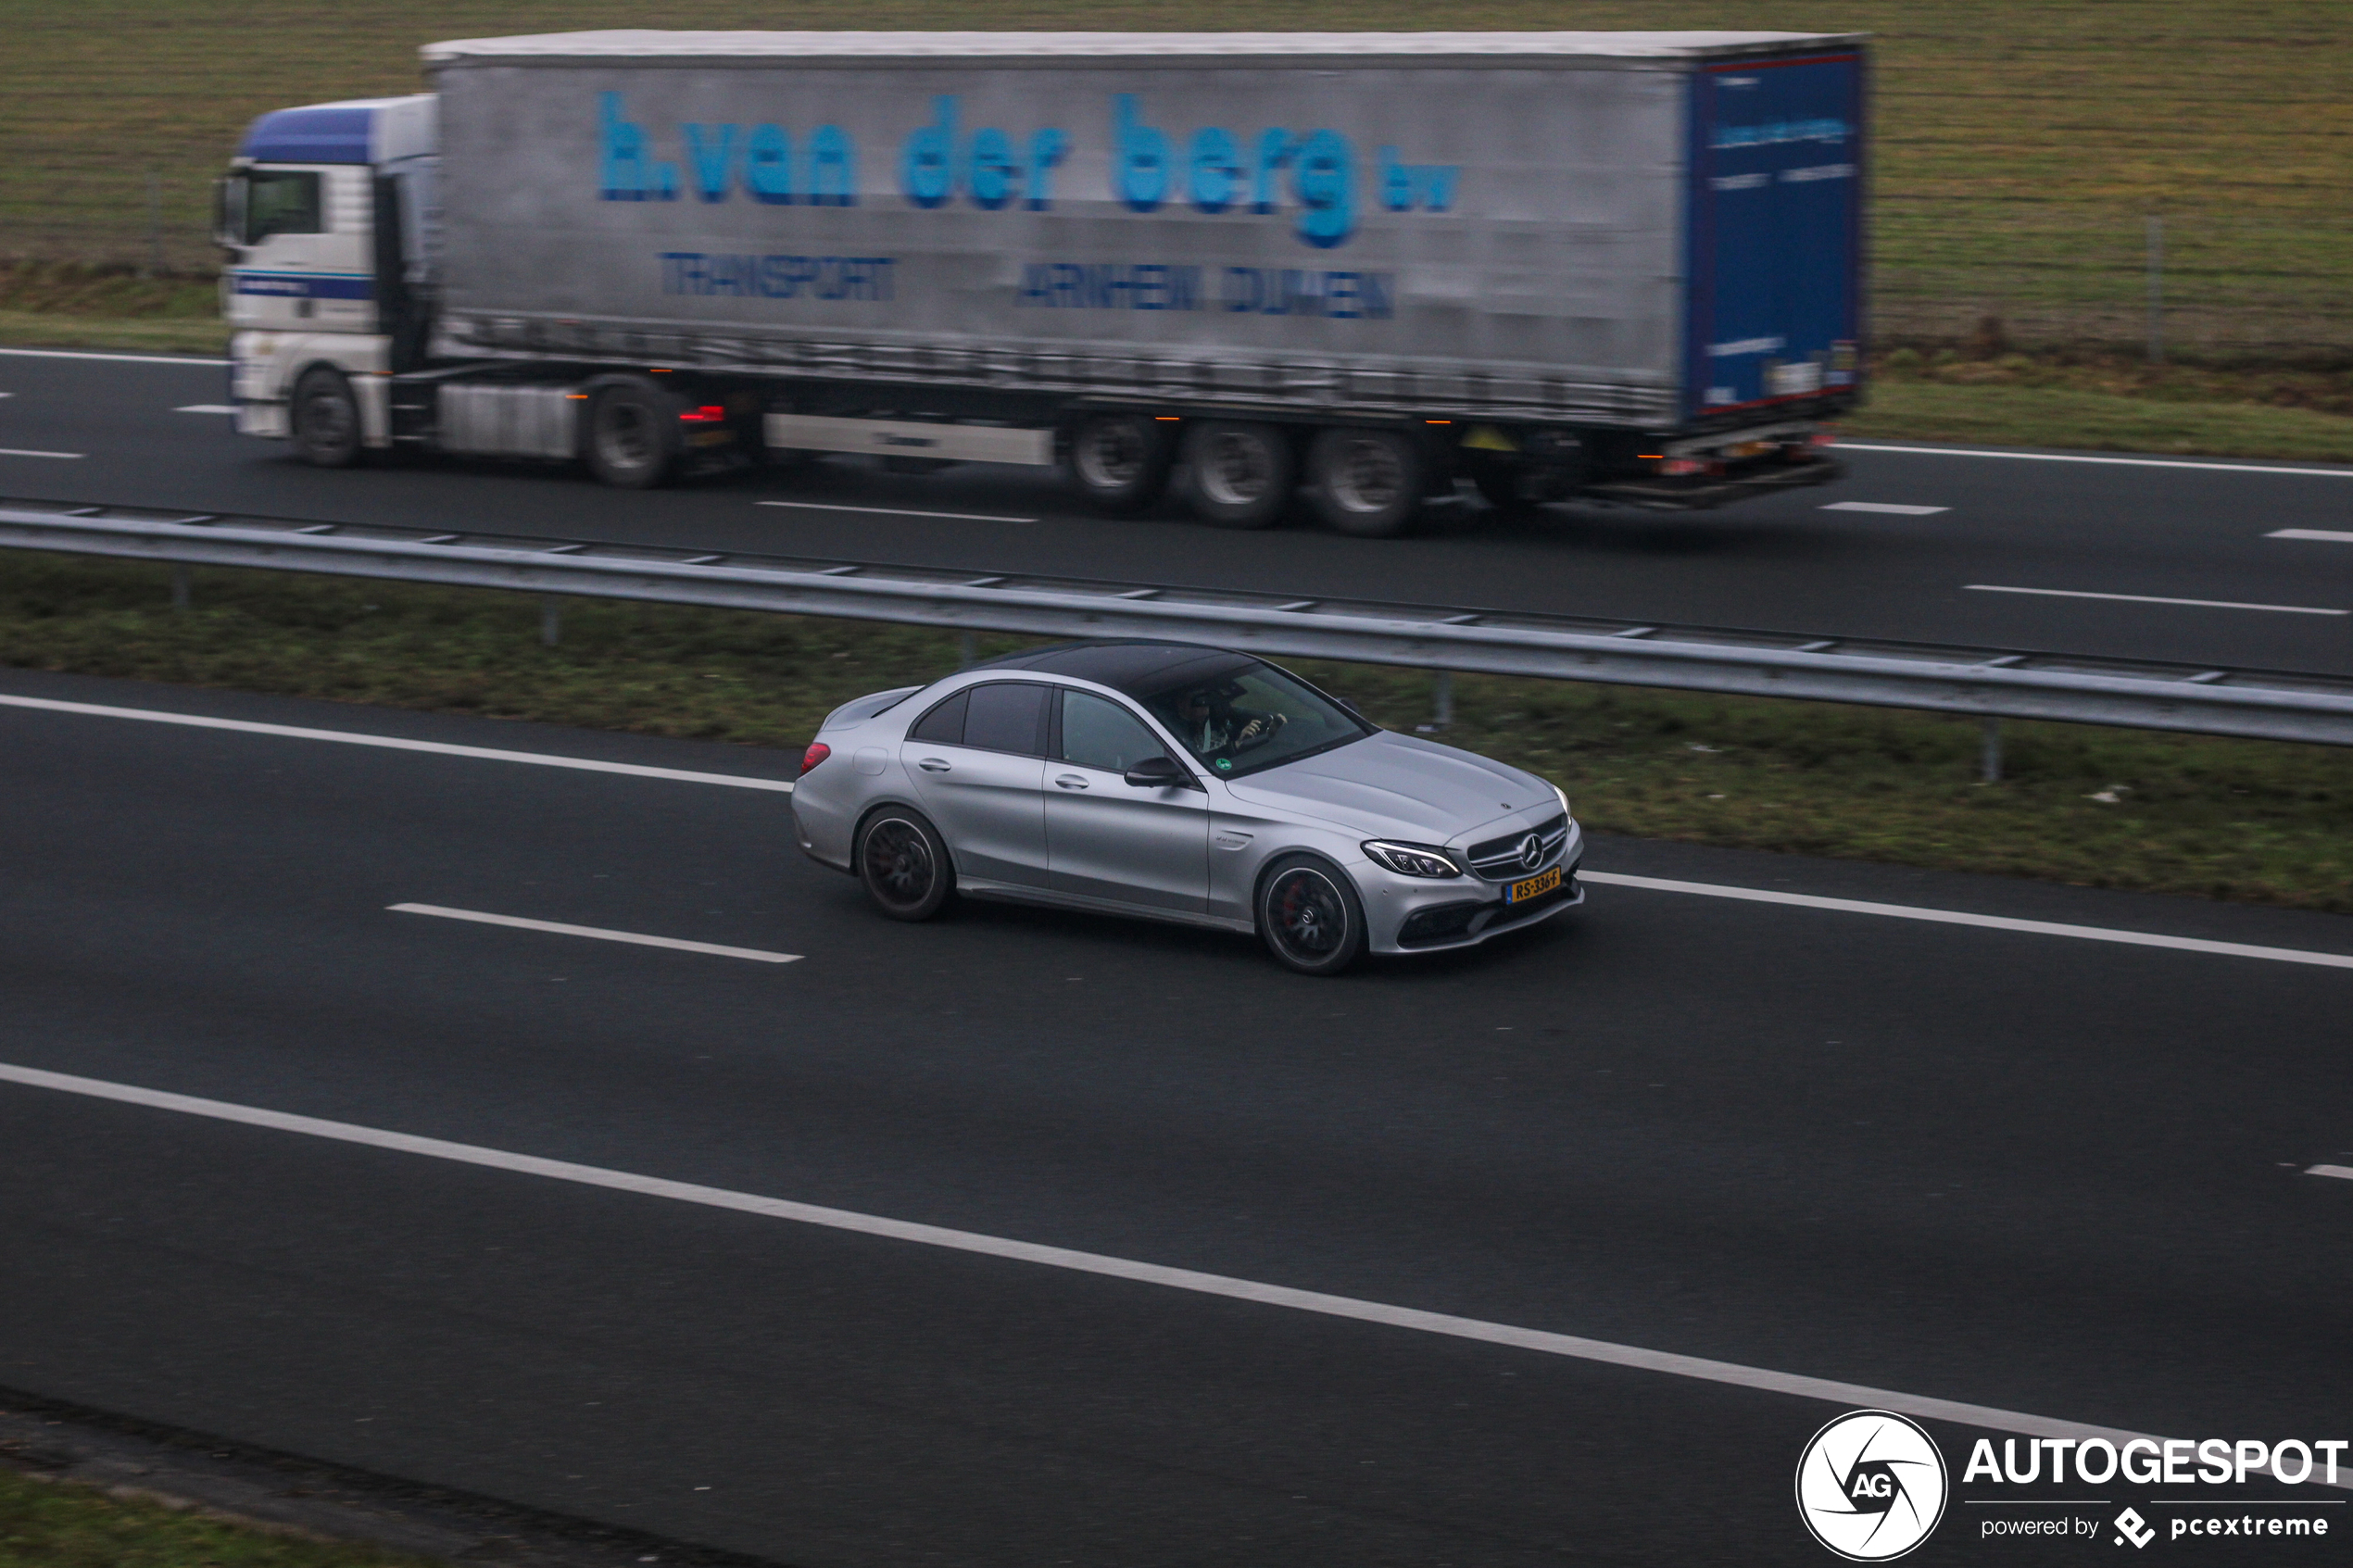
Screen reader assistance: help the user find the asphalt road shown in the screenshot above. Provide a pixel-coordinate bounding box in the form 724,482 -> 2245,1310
4,666 -> 2350,1565
4,347 -> 2351,678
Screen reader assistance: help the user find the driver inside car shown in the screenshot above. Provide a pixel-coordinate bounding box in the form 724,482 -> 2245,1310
1166,682 -> 1287,763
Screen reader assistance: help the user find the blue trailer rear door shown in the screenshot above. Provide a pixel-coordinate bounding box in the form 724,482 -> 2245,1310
1684,52 -> 1864,421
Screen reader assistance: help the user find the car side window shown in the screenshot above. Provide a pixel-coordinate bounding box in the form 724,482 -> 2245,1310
1059,690 -> 1164,773
908,689 -> 968,745
961,683 -> 1049,756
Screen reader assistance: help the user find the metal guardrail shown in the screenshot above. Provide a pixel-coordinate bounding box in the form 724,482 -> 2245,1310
4,495 -> 2352,748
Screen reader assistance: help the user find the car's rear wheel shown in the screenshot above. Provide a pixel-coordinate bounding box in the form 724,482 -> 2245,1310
857,808 -> 954,921
1256,855 -> 1367,975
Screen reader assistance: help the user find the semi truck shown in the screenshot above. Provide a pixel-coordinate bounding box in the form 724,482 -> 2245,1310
215,30 -> 1865,536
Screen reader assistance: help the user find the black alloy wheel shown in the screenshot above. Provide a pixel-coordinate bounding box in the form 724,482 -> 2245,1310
857,809 -> 954,922
584,379 -> 680,489
1067,412 -> 1176,513
291,367 -> 364,468
1182,420 -> 1296,529
1306,426 -> 1428,537
1256,856 -> 1367,975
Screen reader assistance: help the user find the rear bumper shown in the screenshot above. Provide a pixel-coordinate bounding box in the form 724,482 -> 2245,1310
1579,454 -> 1844,511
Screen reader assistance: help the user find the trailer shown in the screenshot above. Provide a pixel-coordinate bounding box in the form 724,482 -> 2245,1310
216,31 -> 1866,534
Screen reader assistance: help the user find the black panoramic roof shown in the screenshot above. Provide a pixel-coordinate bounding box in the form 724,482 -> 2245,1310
966,640 -> 1257,697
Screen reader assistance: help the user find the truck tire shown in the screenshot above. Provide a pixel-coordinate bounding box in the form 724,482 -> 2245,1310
290,367 -> 364,469
1066,413 -> 1174,514
1182,420 -> 1295,529
1306,427 -> 1426,537
584,379 -> 680,489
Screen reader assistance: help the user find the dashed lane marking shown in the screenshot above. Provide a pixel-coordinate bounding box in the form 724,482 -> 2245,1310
389,903 -> 800,963
1963,584 -> 2345,616
1821,501 -> 1949,515
0,448 -> 83,459
2270,530 -> 2353,544
757,500 -> 1037,523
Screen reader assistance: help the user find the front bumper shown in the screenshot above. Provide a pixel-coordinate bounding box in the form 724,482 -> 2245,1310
1357,826 -> 1586,956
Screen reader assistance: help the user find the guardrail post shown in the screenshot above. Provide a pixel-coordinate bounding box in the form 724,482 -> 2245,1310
1981,717 -> 2004,784
958,631 -> 977,668
1423,670 -> 1454,732
540,596 -> 560,647
170,564 -> 191,614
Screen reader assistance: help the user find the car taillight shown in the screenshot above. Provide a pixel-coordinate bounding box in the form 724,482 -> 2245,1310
679,404 -> 727,423
799,742 -> 831,775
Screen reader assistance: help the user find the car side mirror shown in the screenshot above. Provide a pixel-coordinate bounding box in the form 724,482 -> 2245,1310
1123,755 -> 1197,790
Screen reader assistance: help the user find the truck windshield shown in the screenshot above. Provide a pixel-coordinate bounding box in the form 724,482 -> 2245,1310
1139,660 -> 1371,780
241,171 -> 322,244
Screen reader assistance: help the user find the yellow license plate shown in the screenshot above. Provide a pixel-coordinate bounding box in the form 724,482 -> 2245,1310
1506,866 -> 1563,904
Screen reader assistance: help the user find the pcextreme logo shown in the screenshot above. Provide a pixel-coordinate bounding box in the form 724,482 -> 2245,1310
1797,1411 -> 1950,1561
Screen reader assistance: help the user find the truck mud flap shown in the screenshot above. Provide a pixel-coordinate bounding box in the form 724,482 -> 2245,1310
1578,457 -> 1845,511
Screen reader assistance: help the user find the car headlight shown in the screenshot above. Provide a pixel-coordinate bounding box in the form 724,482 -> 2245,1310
1362,840 -> 1464,878
1553,784 -> 1572,820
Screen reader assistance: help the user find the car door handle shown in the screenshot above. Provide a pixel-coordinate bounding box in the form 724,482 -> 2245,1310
1053,773 -> 1089,790
917,758 -> 952,773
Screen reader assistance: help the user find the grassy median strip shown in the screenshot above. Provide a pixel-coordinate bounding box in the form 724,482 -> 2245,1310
0,1464 -> 431,1568
4,552 -> 2347,914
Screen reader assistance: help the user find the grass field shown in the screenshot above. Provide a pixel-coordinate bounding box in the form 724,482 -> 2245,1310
0,1466 -> 427,1568
5,551 -> 2347,914
1,2 -> 2347,353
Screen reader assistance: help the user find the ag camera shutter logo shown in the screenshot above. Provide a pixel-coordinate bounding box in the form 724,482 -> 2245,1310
1796,1411 -> 1948,1561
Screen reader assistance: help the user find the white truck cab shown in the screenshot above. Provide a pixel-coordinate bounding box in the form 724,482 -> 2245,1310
215,96 -> 434,456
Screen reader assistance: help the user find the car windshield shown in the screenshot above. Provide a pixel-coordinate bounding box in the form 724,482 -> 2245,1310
1139,660 -> 1371,779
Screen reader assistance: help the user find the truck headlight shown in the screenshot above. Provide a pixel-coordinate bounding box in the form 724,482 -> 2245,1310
1362,840 -> 1464,879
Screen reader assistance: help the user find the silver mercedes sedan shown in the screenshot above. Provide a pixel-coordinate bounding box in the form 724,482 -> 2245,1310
790,640 -> 1583,974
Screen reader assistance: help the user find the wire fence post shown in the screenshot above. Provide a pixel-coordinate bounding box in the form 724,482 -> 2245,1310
144,169 -> 164,280
540,596 -> 560,647
1980,717 -> 2004,784
2145,216 -> 2165,366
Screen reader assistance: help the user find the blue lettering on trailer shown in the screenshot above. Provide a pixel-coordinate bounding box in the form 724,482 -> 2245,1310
229,271 -> 375,300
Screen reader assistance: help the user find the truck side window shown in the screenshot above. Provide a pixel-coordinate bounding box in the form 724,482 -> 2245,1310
245,171 -> 323,244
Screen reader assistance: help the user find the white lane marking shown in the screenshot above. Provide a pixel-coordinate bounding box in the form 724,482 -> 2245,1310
2309,1165 -> 2353,1181
0,347 -> 229,366
0,1057 -> 2271,1468
1822,501 -> 1949,515
757,500 -> 1036,524
175,404 -> 238,415
1837,442 -> 2353,479
0,448 -> 84,459
1579,872 -> 2353,971
389,903 -> 800,963
0,694 -> 795,792
1963,583 -> 2346,616
2270,529 -> 2353,544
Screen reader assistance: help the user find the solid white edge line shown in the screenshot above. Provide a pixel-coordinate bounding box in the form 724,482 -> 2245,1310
0,694 -> 795,792
1836,443 -> 2353,479
2309,1165 -> 2353,1181
757,500 -> 1037,523
2270,530 -> 2353,544
1578,872 -> 2353,971
0,448 -> 84,459
1821,501 -> 1950,515
0,346 -> 230,366
389,902 -> 799,963
13,1054 -> 2326,1478
1963,584 -> 2346,616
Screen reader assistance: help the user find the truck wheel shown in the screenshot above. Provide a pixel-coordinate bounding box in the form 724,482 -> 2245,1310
1471,459 -> 1537,516
1067,413 -> 1173,514
1183,420 -> 1295,529
1307,427 -> 1426,537
584,380 -> 679,489
290,368 -> 364,469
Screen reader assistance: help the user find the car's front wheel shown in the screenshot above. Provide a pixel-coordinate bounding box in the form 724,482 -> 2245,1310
856,808 -> 955,922
1256,855 -> 1366,975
